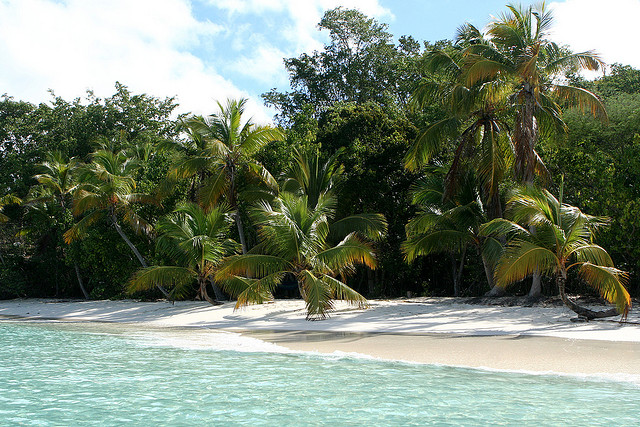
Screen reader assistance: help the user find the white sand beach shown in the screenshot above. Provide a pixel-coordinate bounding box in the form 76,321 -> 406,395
1,298 -> 639,377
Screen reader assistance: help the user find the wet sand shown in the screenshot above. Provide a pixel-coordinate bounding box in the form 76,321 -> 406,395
246,330 -> 640,376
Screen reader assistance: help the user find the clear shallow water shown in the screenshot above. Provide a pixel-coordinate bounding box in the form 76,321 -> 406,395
0,321 -> 638,426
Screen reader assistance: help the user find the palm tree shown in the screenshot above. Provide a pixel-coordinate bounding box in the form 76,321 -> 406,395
64,148 -> 170,298
481,186 -> 631,319
215,191 -> 386,320
129,203 -> 240,304
215,151 -> 386,319
27,152 -> 90,298
281,148 -> 344,209
402,171 -> 501,296
170,99 -> 283,253
406,40 -> 513,220
462,3 -> 606,185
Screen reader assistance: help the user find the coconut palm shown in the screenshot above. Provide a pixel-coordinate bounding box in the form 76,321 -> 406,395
403,170 -> 502,295
170,98 -> 283,253
27,152 -> 90,298
215,191 -> 386,320
129,203 -> 240,304
64,148 -> 170,298
281,148 -> 344,209
462,3 -> 606,184
406,41 -> 513,219
481,186 -> 631,319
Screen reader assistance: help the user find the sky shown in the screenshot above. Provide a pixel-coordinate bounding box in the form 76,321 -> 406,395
1,0 -> 638,123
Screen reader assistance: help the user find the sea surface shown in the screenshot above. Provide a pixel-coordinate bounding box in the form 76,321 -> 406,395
0,321 -> 638,426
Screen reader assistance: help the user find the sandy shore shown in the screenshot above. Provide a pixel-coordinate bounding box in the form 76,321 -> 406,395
1,298 -> 639,377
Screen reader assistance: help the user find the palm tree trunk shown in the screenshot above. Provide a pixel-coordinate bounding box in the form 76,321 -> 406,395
556,271 -> 618,320
450,247 -> 466,297
199,278 -> 222,305
74,262 -> 90,300
235,211 -> 248,254
209,278 -> 227,302
481,253 -> 494,289
111,214 -> 170,299
529,272 -> 542,297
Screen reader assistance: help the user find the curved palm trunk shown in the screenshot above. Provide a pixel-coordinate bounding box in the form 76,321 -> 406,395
556,271 -> 618,320
198,277 -> 222,305
74,263 -> 90,300
111,214 -> 171,299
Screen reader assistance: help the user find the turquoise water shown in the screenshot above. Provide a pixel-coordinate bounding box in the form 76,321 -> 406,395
0,322 -> 638,426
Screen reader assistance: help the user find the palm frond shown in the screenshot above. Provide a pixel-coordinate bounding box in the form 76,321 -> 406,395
321,274 -> 368,308
215,254 -> 291,281
300,269 -> 334,320
221,272 -> 284,308
128,266 -> 194,293
553,85 -> 608,122
329,213 -> 387,242
64,210 -> 105,243
569,244 -> 614,268
577,263 -> 631,317
494,240 -> 558,287
314,233 -> 377,273
405,117 -> 460,171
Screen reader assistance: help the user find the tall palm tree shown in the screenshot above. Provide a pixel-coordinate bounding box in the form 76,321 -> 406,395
462,3 -> 606,184
406,42 -> 513,220
64,148 -> 170,298
215,191 -> 386,320
170,99 -> 283,253
402,171 -> 502,295
129,203 -> 239,304
28,152 -> 90,298
481,187 -> 631,319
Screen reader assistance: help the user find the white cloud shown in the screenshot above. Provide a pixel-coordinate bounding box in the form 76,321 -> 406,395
550,0 -> 640,72
0,0 -> 271,122
209,0 -> 392,53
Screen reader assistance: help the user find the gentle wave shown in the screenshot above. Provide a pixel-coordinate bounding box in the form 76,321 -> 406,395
121,326 -> 640,387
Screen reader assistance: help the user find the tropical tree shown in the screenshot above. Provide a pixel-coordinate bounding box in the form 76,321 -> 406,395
64,148 -> 170,298
482,186 -> 631,319
129,203 -> 239,304
403,171 -> 501,295
280,148 -> 344,209
216,151 -> 387,319
405,41 -> 514,219
170,98 -> 282,253
26,151 -> 91,298
462,3 -> 607,184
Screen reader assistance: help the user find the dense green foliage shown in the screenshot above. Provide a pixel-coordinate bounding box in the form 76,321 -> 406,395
1,5 -> 638,314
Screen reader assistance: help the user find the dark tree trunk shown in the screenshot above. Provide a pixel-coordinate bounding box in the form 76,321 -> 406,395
556,271 -> 619,320
198,278 -> 222,306
450,246 -> 466,297
209,278 -> 227,302
235,211 -> 248,255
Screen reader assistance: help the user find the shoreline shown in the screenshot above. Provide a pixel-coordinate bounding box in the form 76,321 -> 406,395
1,298 -> 639,378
